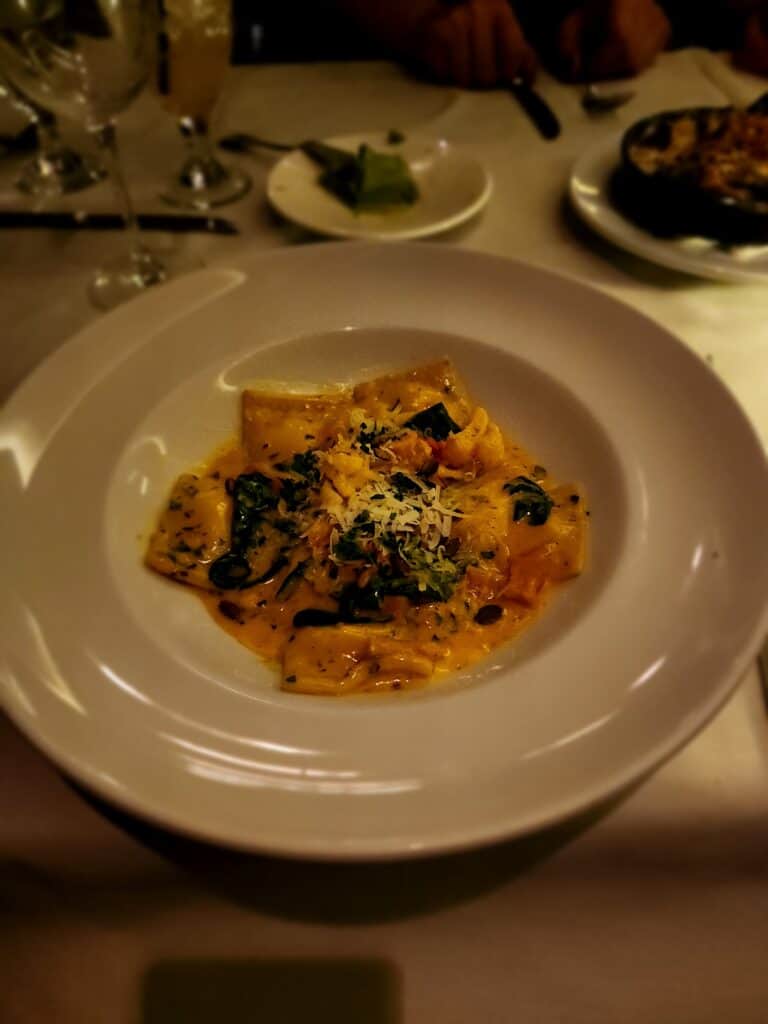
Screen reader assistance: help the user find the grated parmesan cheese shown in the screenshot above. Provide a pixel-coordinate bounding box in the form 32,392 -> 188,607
322,474 -> 462,554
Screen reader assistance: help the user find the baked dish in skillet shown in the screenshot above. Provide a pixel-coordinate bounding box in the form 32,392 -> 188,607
614,94 -> 768,243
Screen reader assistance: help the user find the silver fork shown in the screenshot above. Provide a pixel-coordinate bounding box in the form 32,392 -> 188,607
582,83 -> 635,115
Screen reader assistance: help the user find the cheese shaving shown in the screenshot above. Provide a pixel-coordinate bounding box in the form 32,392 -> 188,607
321,472 -> 462,555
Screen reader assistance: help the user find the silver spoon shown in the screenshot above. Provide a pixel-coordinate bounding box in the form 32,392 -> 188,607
582,83 -> 635,115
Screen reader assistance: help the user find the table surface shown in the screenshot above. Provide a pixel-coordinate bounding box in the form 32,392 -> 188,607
2,50 -> 768,1024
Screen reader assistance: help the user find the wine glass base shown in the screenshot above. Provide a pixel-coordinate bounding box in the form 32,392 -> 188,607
161,154 -> 251,209
16,147 -> 105,198
89,248 -> 168,312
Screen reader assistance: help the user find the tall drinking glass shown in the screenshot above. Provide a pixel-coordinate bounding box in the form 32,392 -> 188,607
0,0 -> 168,309
160,0 -> 250,208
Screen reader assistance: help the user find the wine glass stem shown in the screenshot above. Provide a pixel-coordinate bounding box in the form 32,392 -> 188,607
180,115 -> 212,159
0,76 -> 34,121
92,121 -> 144,256
33,108 -> 62,160
1,78 -> 54,157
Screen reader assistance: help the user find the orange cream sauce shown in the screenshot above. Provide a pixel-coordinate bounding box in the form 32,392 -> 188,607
145,361 -> 588,695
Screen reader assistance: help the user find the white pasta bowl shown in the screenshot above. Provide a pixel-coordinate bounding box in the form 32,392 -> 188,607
1,242 -> 767,859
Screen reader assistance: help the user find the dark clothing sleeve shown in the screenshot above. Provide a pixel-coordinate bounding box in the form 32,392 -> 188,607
232,0 -> 378,63
232,0 -> 766,65
515,0 -> 761,50
662,1 -> 760,48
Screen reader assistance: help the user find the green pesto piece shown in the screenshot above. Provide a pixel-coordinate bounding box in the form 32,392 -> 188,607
305,141 -> 419,212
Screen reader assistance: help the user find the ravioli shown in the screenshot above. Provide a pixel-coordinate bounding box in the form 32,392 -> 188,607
145,361 -> 589,695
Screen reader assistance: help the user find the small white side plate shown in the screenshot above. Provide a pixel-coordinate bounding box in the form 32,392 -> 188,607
267,132 -> 492,240
570,132 -> 768,283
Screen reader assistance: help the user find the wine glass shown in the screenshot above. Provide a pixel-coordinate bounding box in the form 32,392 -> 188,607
0,0 -> 167,310
159,0 -> 250,209
0,74 -> 104,197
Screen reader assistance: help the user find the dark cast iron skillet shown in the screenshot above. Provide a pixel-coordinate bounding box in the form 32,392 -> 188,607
612,92 -> 768,244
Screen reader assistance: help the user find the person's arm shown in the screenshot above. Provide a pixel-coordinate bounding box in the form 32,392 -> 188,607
732,2 -> 768,74
658,1 -> 768,76
332,0 -> 438,55
551,0 -> 671,81
333,0 -> 537,85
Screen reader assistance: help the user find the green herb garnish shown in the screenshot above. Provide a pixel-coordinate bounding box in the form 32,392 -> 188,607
333,529 -> 367,562
279,450 -> 319,480
278,449 -> 319,511
404,402 -> 461,441
392,538 -> 463,602
230,472 -> 277,549
208,552 -> 253,590
336,580 -> 393,624
208,470 -> 289,589
306,141 -> 419,212
475,604 -> 503,626
390,472 -> 422,496
504,476 -> 553,526
356,420 -> 391,453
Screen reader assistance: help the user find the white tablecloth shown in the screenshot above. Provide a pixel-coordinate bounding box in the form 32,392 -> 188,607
2,51 -> 767,1024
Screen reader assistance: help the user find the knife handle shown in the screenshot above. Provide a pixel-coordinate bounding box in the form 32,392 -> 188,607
511,81 -> 561,141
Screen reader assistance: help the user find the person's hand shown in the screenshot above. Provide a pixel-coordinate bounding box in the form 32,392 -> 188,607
416,0 -> 537,87
556,0 -> 671,82
734,10 -> 768,76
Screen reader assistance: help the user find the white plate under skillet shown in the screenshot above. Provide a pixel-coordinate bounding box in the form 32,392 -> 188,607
570,132 -> 768,283
266,132 -> 492,239
1,243 -> 767,860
